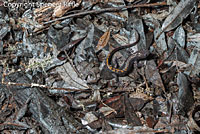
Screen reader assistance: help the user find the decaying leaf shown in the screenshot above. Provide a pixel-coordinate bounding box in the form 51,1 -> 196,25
93,0 -> 128,24
184,48 -> 200,76
177,72 -> 194,115
96,28 -> 111,51
154,25 -> 167,55
161,0 -> 196,32
188,104 -> 200,131
165,37 -> 189,63
142,11 -> 169,21
112,33 -> 128,46
57,36 -> 86,60
92,90 -> 101,102
34,0 -> 82,23
187,33 -> 200,43
129,92 -> 153,101
145,60 -> 165,94
82,112 -> 98,125
173,26 -> 185,48
124,94 -> 142,126
98,107 -> 116,117
106,0 -> 128,21
98,95 -> 125,117
56,62 -> 89,90
160,61 -> 191,73
100,127 -> 156,134
53,0 -> 82,17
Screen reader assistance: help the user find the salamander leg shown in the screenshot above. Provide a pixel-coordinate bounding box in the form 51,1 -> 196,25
113,58 -> 120,68
137,62 -> 145,68
112,73 -> 124,87
112,73 -> 119,83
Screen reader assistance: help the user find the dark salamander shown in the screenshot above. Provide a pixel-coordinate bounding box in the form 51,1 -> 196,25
106,31 -> 149,77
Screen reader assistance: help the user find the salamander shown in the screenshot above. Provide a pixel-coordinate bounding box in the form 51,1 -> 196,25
106,31 -> 149,77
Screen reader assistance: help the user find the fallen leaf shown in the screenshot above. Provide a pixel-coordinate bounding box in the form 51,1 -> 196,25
124,94 -> 142,126
112,33 -> 128,46
145,60 -> 165,94
96,28 -> 110,51
56,62 -> 89,89
161,0 -> 196,32
177,72 -> 194,115
188,104 -> 200,132
129,92 -> 154,101
187,33 -> 200,42
173,26 -> 185,48
160,61 -> 190,73
53,0 -> 82,17
107,0 -> 128,21
98,107 -> 115,117
82,112 -> 98,125
184,48 -> 200,76
98,95 -> 125,117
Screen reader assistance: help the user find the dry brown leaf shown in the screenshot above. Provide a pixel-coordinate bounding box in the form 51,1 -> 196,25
34,0 -> 82,23
53,0 -> 82,17
96,28 -> 111,51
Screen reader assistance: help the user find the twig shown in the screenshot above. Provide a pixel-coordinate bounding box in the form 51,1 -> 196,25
141,67 -> 149,90
101,100 -> 117,114
2,81 -> 90,92
43,2 -> 167,25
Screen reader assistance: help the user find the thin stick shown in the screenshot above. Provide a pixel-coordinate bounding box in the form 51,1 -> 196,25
43,2 -> 167,25
2,81 -> 90,92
